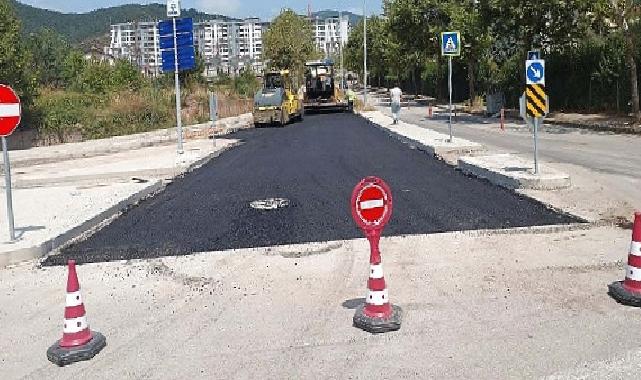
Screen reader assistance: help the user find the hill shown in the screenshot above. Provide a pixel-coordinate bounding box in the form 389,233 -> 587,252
10,1 -> 230,43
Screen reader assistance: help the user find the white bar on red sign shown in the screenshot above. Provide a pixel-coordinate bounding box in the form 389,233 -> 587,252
0,104 -> 20,117
360,199 -> 384,210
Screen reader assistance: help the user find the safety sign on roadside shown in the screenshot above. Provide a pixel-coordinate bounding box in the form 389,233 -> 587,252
441,32 -> 461,56
526,59 -> 545,85
351,177 -> 393,232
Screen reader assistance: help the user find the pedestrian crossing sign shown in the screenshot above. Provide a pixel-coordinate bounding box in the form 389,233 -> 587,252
441,32 -> 461,56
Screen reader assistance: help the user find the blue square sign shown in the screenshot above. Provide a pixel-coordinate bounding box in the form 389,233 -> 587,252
441,32 -> 461,56
526,59 -> 545,85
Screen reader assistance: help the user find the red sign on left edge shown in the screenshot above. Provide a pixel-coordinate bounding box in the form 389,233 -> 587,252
0,85 -> 21,137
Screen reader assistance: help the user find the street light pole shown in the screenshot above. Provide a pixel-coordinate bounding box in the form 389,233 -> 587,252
339,10 -> 344,89
363,0 -> 367,106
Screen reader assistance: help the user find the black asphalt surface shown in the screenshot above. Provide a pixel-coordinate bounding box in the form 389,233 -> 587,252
45,113 -> 578,265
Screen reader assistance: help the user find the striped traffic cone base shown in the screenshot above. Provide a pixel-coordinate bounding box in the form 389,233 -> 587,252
353,304 -> 403,334
608,212 -> 641,307
608,281 -> 641,307
47,331 -> 107,367
47,260 -> 106,366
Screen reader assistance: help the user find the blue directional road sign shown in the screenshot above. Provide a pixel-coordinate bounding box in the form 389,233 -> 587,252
527,50 -> 540,60
441,31 -> 461,56
159,17 -> 195,73
526,59 -> 545,85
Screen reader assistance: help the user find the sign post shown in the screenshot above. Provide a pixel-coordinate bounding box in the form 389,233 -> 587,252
350,176 -> 402,333
524,57 -> 548,175
160,1 -> 195,155
0,84 -> 21,241
441,31 -> 461,143
209,92 -> 217,147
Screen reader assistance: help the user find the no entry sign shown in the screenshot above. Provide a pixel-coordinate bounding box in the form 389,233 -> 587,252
351,177 -> 393,234
0,85 -> 21,137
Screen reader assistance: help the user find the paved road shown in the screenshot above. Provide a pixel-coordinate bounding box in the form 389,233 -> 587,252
46,113 -> 575,265
390,106 -> 641,179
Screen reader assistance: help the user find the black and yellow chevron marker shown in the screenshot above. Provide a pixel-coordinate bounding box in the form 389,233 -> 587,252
526,84 -> 547,118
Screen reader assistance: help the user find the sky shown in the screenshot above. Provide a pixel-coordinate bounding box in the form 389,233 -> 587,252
19,0 -> 383,19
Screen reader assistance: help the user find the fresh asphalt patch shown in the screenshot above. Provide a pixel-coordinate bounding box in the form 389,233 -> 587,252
44,113 -> 579,265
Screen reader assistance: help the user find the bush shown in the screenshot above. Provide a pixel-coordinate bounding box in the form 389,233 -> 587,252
233,70 -> 260,97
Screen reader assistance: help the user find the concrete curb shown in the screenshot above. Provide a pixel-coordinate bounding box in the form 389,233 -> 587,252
2,114 -> 253,170
0,180 -> 164,268
0,141 -> 241,268
458,154 -> 571,190
358,111 -> 486,164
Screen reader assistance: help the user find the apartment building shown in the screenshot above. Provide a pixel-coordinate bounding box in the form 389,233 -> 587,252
105,21 -> 161,76
310,14 -> 350,58
104,13 -> 352,77
105,18 -> 268,77
195,18 -> 268,77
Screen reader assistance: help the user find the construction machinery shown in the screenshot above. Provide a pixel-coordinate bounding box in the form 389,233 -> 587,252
304,60 -> 348,112
253,70 -> 303,127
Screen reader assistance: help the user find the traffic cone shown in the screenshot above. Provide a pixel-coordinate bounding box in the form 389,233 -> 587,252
609,212 -> 641,307
353,235 -> 402,333
47,260 -> 106,366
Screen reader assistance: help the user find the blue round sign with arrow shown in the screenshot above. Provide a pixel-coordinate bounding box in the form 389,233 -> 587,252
526,60 -> 545,85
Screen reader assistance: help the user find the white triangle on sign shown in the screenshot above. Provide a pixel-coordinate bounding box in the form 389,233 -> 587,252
445,37 -> 457,51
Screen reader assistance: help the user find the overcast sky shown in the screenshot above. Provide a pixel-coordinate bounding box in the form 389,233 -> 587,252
18,0 -> 383,19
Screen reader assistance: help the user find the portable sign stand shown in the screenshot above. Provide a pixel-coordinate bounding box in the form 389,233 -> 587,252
522,56 -> 548,175
0,84 -> 21,241
441,31 -> 461,143
160,0 -> 196,155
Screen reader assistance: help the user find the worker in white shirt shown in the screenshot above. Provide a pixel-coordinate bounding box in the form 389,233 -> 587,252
390,86 -> 402,124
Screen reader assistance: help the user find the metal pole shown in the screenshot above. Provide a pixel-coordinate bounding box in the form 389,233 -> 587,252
363,0 -> 367,107
448,56 -> 453,142
209,92 -> 217,148
173,17 -> 184,155
533,117 -> 540,175
339,11 -> 344,89
2,137 -> 15,241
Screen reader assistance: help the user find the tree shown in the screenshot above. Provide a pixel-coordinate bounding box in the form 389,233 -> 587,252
112,59 -> 144,91
344,17 -> 399,88
605,0 -> 641,121
263,9 -> 317,84
25,28 -> 71,87
447,1 -> 491,104
0,0 -> 38,111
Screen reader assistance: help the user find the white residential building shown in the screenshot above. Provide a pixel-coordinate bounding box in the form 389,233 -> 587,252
195,18 -> 268,76
104,14 -> 354,77
105,21 -> 161,76
105,18 -> 268,77
310,14 -> 350,58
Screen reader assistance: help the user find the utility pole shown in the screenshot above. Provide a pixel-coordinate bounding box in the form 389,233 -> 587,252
339,11 -> 344,89
363,0 -> 367,106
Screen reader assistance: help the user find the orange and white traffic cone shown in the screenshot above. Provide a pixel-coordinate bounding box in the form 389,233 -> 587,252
609,212 -> 641,307
47,260 -> 106,366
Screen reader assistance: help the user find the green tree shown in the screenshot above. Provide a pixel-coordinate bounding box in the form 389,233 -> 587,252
25,28 -> 71,87
264,9 -> 317,83
0,0 -> 38,112
112,59 -> 144,91
233,69 -> 260,97
604,0 -> 641,121
62,50 -> 87,87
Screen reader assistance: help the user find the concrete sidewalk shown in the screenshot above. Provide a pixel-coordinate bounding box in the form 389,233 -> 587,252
361,111 -> 485,163
1,113 -> 252,169
0,137 -> 240,268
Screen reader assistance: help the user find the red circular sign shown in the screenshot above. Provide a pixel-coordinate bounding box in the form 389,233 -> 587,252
0,85 -> 21,137
351,176 -> 393,232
